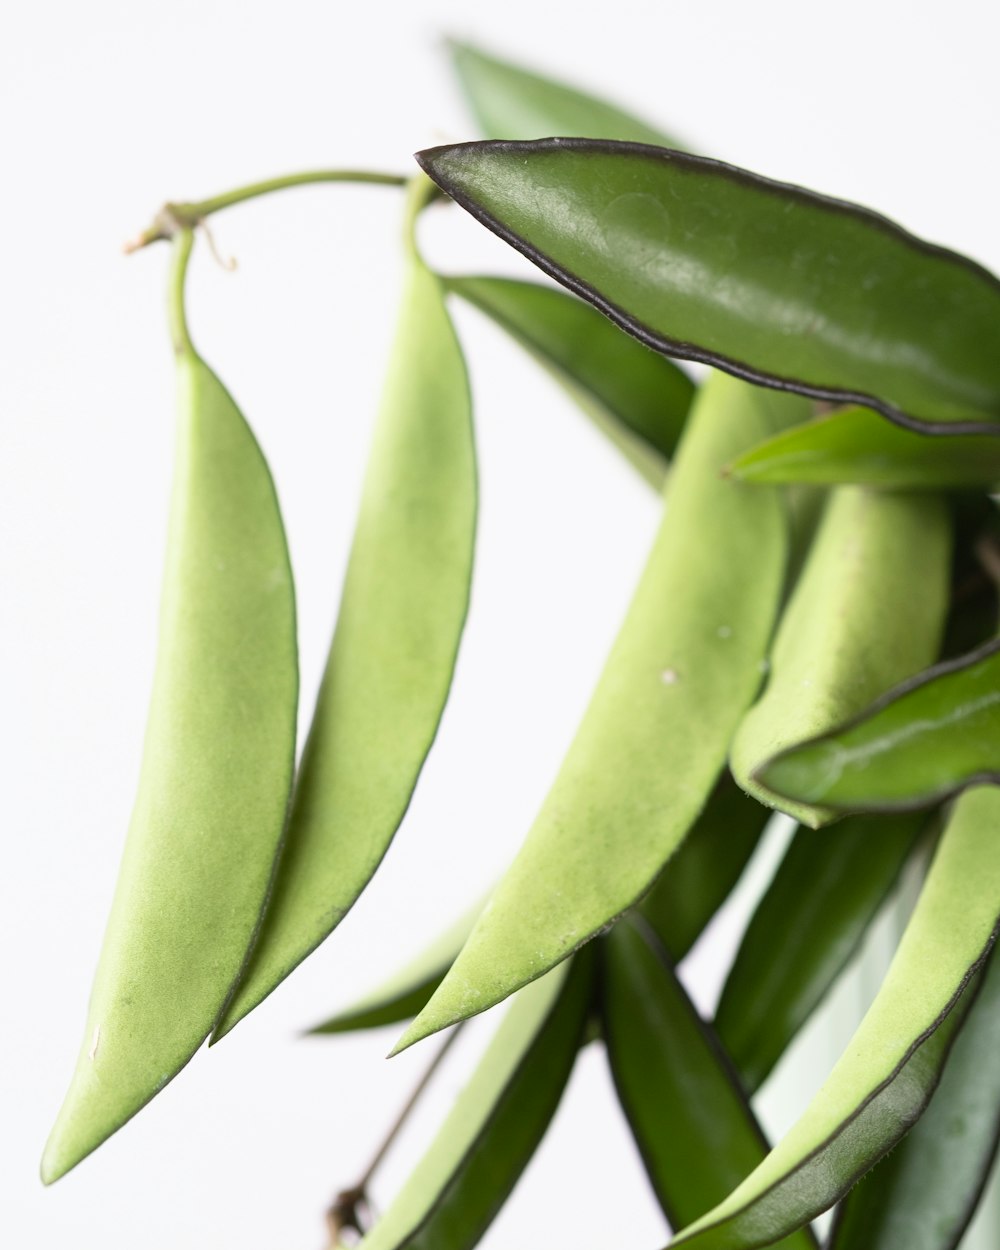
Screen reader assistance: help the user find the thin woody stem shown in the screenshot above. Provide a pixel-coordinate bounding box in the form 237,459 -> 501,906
323,1023 -> 465,1248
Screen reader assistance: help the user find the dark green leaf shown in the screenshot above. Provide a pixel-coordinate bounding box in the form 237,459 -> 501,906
601,918 -> 816,1246
757,640 -> 1000,813
638,774 -> 770,961
715,813 -> 925,1093
666,786 -> 1000,1248
448,275 -> 693,489
730,407 -> 1000,488
829,947 -> 1000,1250
393,374 -> 806,1053
448,40 -> 678,146
416,139 -> 1000,433
359,954 -> 592,1250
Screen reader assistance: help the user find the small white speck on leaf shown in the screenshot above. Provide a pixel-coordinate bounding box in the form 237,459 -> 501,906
660,668 -> 680,685
717,625 -> 732,640
88,1025 -> 101,1061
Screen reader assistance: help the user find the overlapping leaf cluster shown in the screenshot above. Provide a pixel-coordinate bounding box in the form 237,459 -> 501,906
46,40 -> 1000,1250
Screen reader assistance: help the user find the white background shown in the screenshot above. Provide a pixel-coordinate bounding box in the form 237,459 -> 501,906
3,1 -> 1000,1247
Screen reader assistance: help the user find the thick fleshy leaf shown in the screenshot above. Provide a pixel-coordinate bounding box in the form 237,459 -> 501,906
758,639 -> 1000,813
715,813 -> 925,1093
829,947 -> 1000,1250
730,406 -> 1000,488
638,774 -> 771,961
393,373 -> 807,1053
42,234 -> 298,1183
214,250 -> 476,1038
602,918 -> 816,1246
666,786 -> 1000,1249
416,139 -> 1000,433
359,954 -> 592,1250
448,275 -> 693,489
730,487 -> 950,826
448,40 -> 678,146
307,900 -> 481,1035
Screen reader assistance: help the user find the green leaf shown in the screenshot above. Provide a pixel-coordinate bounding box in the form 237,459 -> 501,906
602,919 -> 815,1247
42,236 -> 298,1183
730,487 -> 951,826
448,40 -> 678,146
730,406 -> 1000,489
829,947 -> 1000,1250
307,899 -> 482,1035
757,639 -> 1000,813
666,785 -> 1000,1249
214,248 -> 477,1038
447,275 -> 694,490
393,373 -> 808,1053
359,953 -> 592,1250
715,813 -> 925,1093
638,774 -> 771,961
416,139 -> 1000,433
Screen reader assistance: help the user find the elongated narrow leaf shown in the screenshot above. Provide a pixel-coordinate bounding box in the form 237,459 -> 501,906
416,139 -> 1000,433
666,786 -> 1000,1249
214,251 -> 476,1038
715,813 -> 925,1093
829,947 -> 1000,1250
359,954 -> 592,1250
448,275 -> 694,489
639,774 -> 771,961
758,639 -> 1000,813
308,900 -> 481,1035
42,235 -> 298,1183
730,487 -> 950,826
603,918 -> 816,1246
394,374 -> 807,1052
730,406 -> 1000,488
448,40 -> 678,146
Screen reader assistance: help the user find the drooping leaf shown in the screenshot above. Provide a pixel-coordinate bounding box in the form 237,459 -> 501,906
730,406 -> 1000,488
416,139 -> 1000,433
757,639 -> 1000,813
602,918 -> 816,1246
358,953 -> 592,1250
448,40 -> 678,147
307,900 -> 482,1035
829,946 -> 1000,1250
42,232 -> 298,1183
714,813 -> 925,1093
393,373 -> 807,1053
730,487 -> 951,826
214,227 -> 477,1038
638,773 -> 771,961
665,785 -> 1000,1249
447,275 -> 693,489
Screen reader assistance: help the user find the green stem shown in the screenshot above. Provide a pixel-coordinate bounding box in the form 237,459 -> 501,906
126,169 -> 408,252
401,171 -> 440,261
168,229 -> 195,357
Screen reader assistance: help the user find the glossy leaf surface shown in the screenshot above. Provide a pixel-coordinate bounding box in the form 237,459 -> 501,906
448,40 -> 677,146
602,919 -> 815,1246
395,374 -> 807,1052
730,486 -> 950,826
668,786 -> 1000,1248
42,254 -> 298,1182
638,774 -> 770,961
715,813 -> 924,1093
829,948 -> 1000,1250
730,406 -> 1000,488
308,900 -> 481,1035
417,139 -> 1000,433
448,275 -> 693,489
758,639 -> 1000,812
215,251 -> 476,1037
359,954 -> 591,1250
